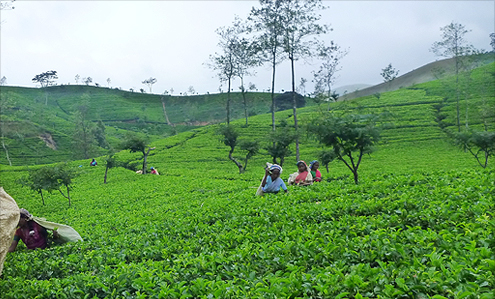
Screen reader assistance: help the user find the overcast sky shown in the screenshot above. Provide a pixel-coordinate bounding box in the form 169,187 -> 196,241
1,1 -> 494,95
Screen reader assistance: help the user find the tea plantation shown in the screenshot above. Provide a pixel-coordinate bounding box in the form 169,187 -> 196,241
0,63 -> 493,298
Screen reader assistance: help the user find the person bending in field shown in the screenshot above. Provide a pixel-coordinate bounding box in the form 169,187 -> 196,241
90,159 -> 97,166
8,209 -> 58,252
259,164 -> 288,195
288,161 -> 313,186
310,160 -> 322,182
150,167 -> 159,175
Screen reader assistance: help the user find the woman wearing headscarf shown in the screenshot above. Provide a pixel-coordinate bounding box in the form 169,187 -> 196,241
8,209 -> 53,252
288,161 -> 313,186
256,164 -> 288,195
8,208 -> 82,252
310,160 -> 322,182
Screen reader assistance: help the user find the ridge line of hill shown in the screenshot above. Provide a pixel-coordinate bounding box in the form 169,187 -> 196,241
340,53 -> 494,101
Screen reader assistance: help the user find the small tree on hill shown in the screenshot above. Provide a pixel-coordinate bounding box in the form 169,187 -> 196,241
83,77 -> 93,85
239,140 -> 260,171
104,153 -> 117,184
32,70 -> 58,88
318,150 -> 336,173
218,125 -> 244,173
453,131 -> 494,168
380,63 -> 399,83
120,133 -> 155,174
142,77 -> 157,93
54,163 -> 78,207
265,120 -> 297,166
307,114 -> 381,184
21,164 -> 79,207
21,166 -> 59,205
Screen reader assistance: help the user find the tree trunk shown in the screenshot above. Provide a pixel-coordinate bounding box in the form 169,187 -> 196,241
290,56 -> 299,161
228,148 -> 243,173
1,134 -> 12,166
227,79 -> 231,125
241,78 -> 248,127
271,52 -> 276,131
40,190 -> 45,206
352,170 -> 359,184
67,187 -> 71,207
455,56 -> 461,132
142,147 -> 155,174
104,165 -> 109,184
143,153 -> 148,174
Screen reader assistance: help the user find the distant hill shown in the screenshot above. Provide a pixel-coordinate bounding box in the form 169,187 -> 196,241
340,53 -> 495,101
333,84 -> 372,96
0,85 -> 275,165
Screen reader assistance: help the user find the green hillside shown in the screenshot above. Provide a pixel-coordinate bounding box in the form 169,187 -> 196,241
0,85 -> 281,165
0,63 -> 493,298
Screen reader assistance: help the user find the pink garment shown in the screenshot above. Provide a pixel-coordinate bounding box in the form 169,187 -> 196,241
314,169 -> 322,182
295,171 -> 309,184
14,221 -> 47,250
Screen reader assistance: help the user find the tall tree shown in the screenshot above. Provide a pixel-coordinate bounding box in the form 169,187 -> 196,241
490,33 -> 495,52
430,22 -> 475,132
32,71 -> 58,105
72,96 -> 95,159
208,25 -> 240,125
248,0 -> 285,131
94,120 -> 109,149
280,0 -> 327,161
313,43 -> 348,108
240,82 -> 257,126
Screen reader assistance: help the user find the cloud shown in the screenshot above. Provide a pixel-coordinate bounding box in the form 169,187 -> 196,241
1,1 -> 493,94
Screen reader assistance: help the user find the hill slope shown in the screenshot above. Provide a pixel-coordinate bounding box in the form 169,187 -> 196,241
0,85 -> 276,165
340,53 -> 494,101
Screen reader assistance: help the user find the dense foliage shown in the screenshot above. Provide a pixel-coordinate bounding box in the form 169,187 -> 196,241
1,165 -> 493,298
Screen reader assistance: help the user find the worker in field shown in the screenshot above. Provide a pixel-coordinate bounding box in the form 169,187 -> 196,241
310,160 -> 322,182
8,208 -> 82,252
150,167 -> 159,175
288,161 -> 313,186
256,164 -> 288,195
90,159 -> 97,166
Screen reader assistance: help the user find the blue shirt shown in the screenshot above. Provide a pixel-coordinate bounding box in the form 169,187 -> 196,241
262,176 -> 287,193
